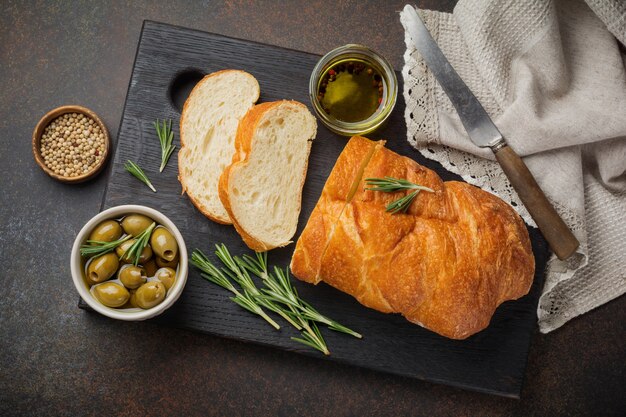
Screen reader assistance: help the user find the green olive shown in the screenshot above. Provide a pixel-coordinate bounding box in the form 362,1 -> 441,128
93,282 -> 130,308
116,239 -> 132,258
138,245 -> 153,264
119,265 -> 147,289
88,220 -> 122,243
156,253 -> 179,269
143,259 -> 158,277
155,267 -> 176,290
150,227 -> 178,262
86,253 -> 119,285
121,214 -> 154,236
128,289 -> 139,308
135,281 -> 166,309
116,239 -> 153,264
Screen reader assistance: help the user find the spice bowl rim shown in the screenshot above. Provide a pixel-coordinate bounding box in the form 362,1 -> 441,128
32,105 -> 110,183
70,205 -> 189,321
309,43 -> 398,136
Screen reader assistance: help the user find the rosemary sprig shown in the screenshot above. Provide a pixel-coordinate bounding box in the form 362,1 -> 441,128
260,267 -> 330,355
238,253 -> 304,329
292,321 -> 327,353
239,253 -> 362,339
190,249 -> 280,330
154,119 -> 176,172
214,244 -> 302,330
236,253 -> 329,355
124,160 -> 156,192
120,222 -> 156,266
79,234 -> 132,260
365,176 -> 434,214
191,245 -> 363,355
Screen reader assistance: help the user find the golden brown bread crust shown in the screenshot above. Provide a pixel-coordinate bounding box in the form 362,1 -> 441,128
290,136 -> 535,339
178,69 -> 259,225
291,136 -> 383,282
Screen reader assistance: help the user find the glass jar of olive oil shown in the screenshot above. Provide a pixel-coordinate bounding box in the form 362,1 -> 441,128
309,44 -> 397,136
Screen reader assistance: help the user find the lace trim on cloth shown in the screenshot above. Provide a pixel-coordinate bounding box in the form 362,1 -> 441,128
402,11 -> 441,146
403,10 -> 541,226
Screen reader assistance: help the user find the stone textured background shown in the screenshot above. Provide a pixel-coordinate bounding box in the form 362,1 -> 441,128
0,1 -> 624,416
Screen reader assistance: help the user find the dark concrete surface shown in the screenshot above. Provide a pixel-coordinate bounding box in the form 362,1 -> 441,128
0,1 -> 623,416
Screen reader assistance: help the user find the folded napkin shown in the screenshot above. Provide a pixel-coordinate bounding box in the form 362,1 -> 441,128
400,0 -> 626,333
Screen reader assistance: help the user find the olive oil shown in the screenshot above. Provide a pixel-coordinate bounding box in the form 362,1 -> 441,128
317,59 -> 384,123
309,44 -> 398,136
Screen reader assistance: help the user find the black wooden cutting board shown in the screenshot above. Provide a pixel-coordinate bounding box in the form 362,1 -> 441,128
80,20 -> 549,398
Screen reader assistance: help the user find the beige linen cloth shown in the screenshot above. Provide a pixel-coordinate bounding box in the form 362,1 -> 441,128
400,0 -> 626,333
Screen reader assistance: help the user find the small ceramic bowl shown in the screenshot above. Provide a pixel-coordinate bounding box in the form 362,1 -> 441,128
71,205 -> 188,321
32,105 -> 110,183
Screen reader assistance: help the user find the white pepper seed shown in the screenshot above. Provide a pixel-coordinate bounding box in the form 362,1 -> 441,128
39,112 -> 105,177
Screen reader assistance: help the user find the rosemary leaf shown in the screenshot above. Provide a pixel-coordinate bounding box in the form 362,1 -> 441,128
154,119 -> 176,172
239,253 -> 362,339
124,160 -> 156,192
365,176 -> 434,214
291,319 -> 330,355
291,336 -> 325,353
80,235 -> 132,260
270,267 -> 362,339
191,251 -> 238,293
120,222 -> 155,266
296,319 -> 329,355
386,191 -> 419,214
190,249 -> 280,330
215,244 -> 301,330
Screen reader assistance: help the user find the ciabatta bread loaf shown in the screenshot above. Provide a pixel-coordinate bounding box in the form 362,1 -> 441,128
178,70 -> 260,224
219,100 -> 317,251
291,136 -> 534,339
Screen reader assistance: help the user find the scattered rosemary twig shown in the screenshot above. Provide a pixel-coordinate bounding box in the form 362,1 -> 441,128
120,222 -> 156,266
236,253 -> 330,355
239,252 -> 362,339
154,119 -> 176,172
365,176 -> 434,214
194,251 -> 269,321
191,249 -> 280,330
190,245 -> 362,355
214,245 -> 302,330
80,234 -> 132,260
124,160 -> 156,192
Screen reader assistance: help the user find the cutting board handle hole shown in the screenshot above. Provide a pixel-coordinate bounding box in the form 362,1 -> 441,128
169,69 -> 206,113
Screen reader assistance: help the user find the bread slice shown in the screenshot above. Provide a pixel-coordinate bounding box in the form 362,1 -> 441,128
178,70 -> 260,224
219,100 -> 317,251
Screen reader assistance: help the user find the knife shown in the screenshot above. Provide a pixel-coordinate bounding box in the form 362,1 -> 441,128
403,5 -> 579,260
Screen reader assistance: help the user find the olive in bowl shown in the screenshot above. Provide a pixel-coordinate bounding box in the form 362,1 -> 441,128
71,205 -> 188,321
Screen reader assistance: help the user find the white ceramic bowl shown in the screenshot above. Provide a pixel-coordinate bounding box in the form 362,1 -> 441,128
71,205 -> 188,320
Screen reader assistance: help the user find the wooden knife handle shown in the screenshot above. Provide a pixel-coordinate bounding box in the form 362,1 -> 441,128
493,144 -> 579,260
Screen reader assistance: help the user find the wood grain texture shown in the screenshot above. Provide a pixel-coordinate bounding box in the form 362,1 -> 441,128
494,145 -> 579,260
79,21 -> 549,398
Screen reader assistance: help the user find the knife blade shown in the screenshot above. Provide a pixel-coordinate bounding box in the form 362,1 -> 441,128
403,5 -> 579,260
